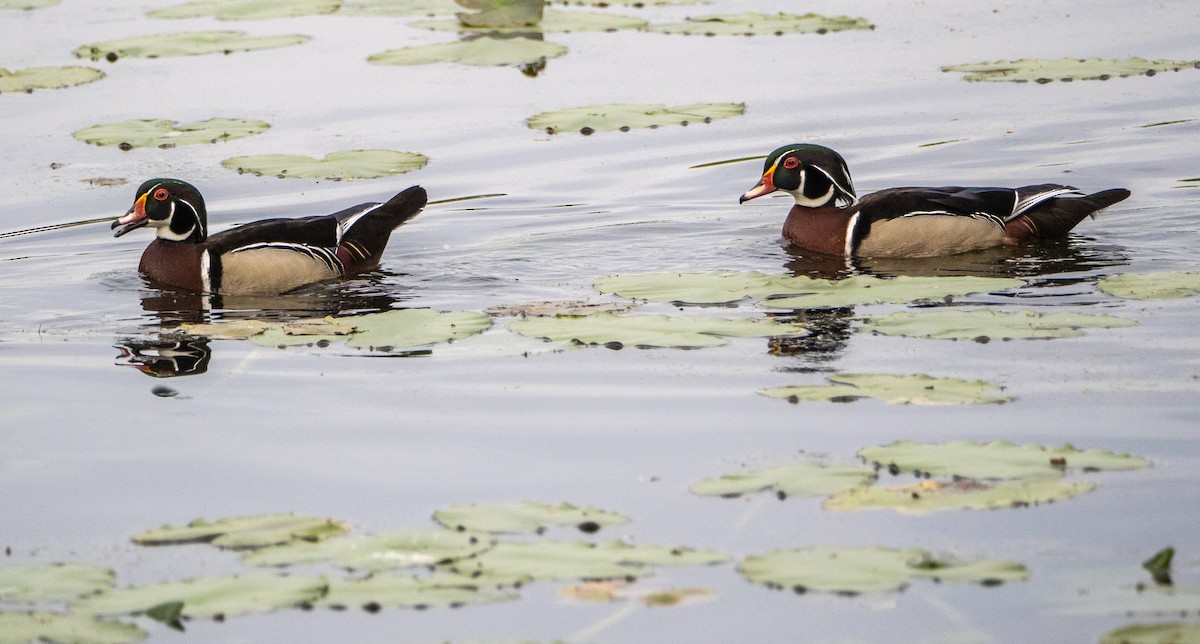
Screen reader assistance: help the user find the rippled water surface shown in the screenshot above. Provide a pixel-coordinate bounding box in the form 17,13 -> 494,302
2,1 -> 1199,642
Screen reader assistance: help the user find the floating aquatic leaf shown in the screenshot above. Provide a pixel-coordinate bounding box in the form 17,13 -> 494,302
0,66 -> 103,93
73,118 -> 269,149
557,0 -> 697,6
454,0 -> 542,28
369,37 -> 567,67
183,319 -> 289,340
639,587 -> 714,607
343,309 -> 492,351
149,0 -> 340,20
1100,622 -> 1200,643
485,300 -> 638,318
528,103 -> 744,135
336,0 -> 462,17
761,275 -> 1023,309
0,0 -> 58,7
590,541 -> 729,568
0,563 -> 114,602
595,270 -> 784,304
942,57 -> 1200,83
859,440 -> 1149,480
441,540 -> 725,584
249,318 -> 359,347
690,459 -> 874,498
74,31 -> 310,60
738,546 -> 1027,595
222,149 -> 428,180
414,9 -> 646,32
858,308 -> 1137,340
316,573 -> 519,610
1098,271 -> 1200,300
74,573 -> 327,618
131,513 -> 348,549
0,612 -> 145,644
433,501 -> 628,534
824,478 -> 1095,514
762,373 -> 1012,405
508,312 -> 807,348
647,12 -> 872,36
243,530 -> 493,571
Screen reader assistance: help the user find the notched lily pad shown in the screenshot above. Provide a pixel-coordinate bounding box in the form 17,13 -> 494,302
149,0 -> 340,20
0,66 -> 104,93
647,12 -> 873,36
414,9 -> 646,32
528,103 -> 744,135
738,546 -> 1027,595
1098,271 -> 1200,300
943,57 -> 1200,83
441,540 -> 726,584
73,118 -> 269,149
131,513 -> 348,549
316,573 -> 519,610
762,373 -> 1012,405
859,440 -> 1149,480
222,149 -> 428,180
0,612 -> 146,644
690,459 -> 875,498
0,563 -> 114,602
433,501 -> 628,533
823,478 -> 1096,514
858,308 -> 1137,340
508,312 -> 807,348
74,573 -> 327,618
243,530 -> 494,571
484,300 -> 638,318
74,31 -> 311,60
368,37 -> 567,67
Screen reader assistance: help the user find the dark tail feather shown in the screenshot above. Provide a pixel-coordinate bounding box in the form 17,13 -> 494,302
338,185 -> 427,269
1006,188 -> 1130,241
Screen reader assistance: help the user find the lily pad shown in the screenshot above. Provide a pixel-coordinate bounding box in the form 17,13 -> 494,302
74,573 -> 327,618
433,501 -> 628,533
859,440 -> 1149,480
0,0 -> 58,7
149,0 -> 340,20
823,478 -> 1096,514
761,275 -> 1024,309
738,546 -> 1027,595
343,309 -> 492,351
527,103 -> 744,135
335,0 -> 462,16
73,118 -> 269,149
762,373 -> 1012,405
646,12 -> 873,36
414,9 -> 646,32
222,149 -> 428,180
0,66 -> 104,93
689,459 -> 875,498
74,31 -> 311,61
1060,580 -> 1200,617
441,540 -> 725,584
942,57 -> 1200,83
131,513 -> 348,549
1100,623 -> 1200,644
0,612 -> 145,644
595,270 -> 785,304
0,563 -> 114,602
454,0 -> 542,28
858,308 -> 1137,340
508,312 -> 808,348
1098,271 -> 1200,300
368,37 -> 567,67
316,573 -> 519,610
248,318 -> 360,347
183,319 -> 290,340
485,300 -> 638,317
243,530 -> 493,571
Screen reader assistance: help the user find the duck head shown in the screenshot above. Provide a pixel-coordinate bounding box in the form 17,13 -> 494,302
739,144 -> 858,208
113,178 -> 207,242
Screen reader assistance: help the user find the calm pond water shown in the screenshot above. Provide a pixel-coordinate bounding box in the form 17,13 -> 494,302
2,0 -> 1199,642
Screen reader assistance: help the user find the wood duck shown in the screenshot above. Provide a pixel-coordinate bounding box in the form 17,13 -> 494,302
112,179 -> 427,295
739,144 -> 1130,258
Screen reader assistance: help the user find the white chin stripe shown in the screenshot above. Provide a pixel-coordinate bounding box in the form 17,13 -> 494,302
790,185 -> 834,208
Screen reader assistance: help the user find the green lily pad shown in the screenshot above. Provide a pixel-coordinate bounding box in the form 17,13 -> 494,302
1100,623 -> 1200,644
441,540 -> 725,584
316,573 -> 519,610
433,501 -> 628,533
248,318 -> 359,347
1060,579 -> 1200,617
149,0 -> 340,20
1098,271 -> 1200,300
859,440 -> 1149,480
243,530 -> 493,571
761,275 -> 1024,309
414,9 -> 646,32
508,312 -> 807,348
527,103 -> 744,135
74,31 -> 310,61
336,0 -> 461,17
73,118 -> 269,149
74,573 -> 327,618
0,612 -> 145,644
647,12 -> 873,36
183,318 -> 302,340
762,373 -> 1012,405
0,66 -> 104,93
689,459 -> 875,498
0,563 -> 114,602
222,149 -> 428,180
484,300 -> 638,318
454,0 -> 542,28
738,546 -> 1027,595
368,37 -> 567,67
0,0 -> 58,7
858,308 -> 1137,340
942,57 -> 1200,83
343,309 -> 492,351
595,270 -> 784,304
131,513 -> 348,549
823,478 -> 1096,514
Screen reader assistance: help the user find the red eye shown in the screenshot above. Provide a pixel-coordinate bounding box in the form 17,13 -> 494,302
153,188 -> 169,201
782,157 -> 799,169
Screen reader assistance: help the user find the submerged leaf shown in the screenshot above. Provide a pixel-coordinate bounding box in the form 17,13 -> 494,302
243,530 -> 493,571
414,9 -> 646,32
149,0 -> 340,20
74,31 -> 310,60
508,312 -> 807,348
433,501 -> 628,533
74,573 -> 327,618
73,118 -> 269,148
858,308 -> 1137,340
824,478 -> 1095,514
1098,271 -> 1200,300
131,513 -> 348,549
942,57 -> 1200,83
222,149 -> 428,180
0,563 -> 114,602
368,37 -> 567,67
690,459 -> 874,498
647,12 -> 872,36
528,103 -> 744,135
763,373 -> 1012,405
0,612 -> 145,644
316,573 -> 518,610
858,440 -> 1150,480
0,66 -> 103,93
